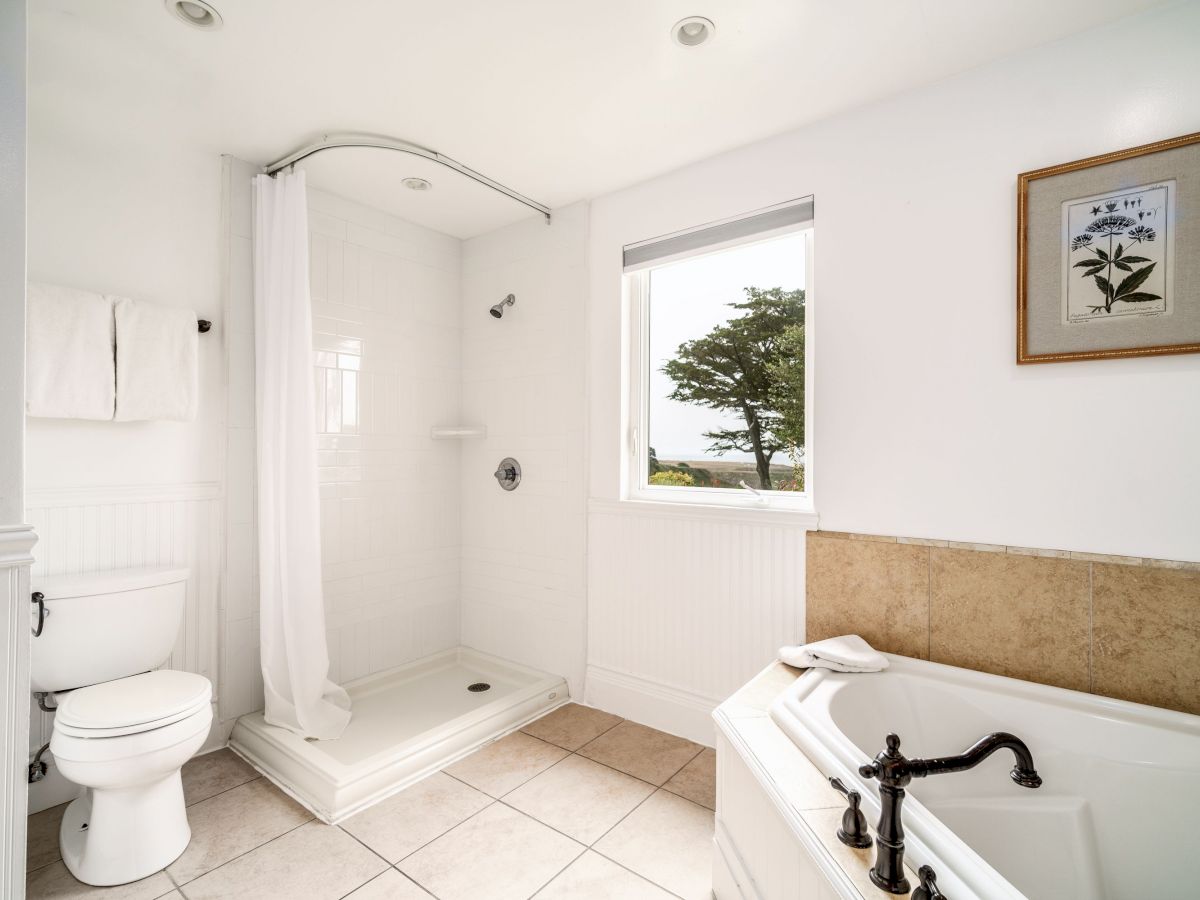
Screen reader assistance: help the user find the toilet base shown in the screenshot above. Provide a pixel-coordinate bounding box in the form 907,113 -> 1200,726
59,772 -> 191,886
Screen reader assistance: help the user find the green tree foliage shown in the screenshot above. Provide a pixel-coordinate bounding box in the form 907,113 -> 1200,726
648,470 -> 696,487
766,320 -> 805,491
661,287 -> 805,489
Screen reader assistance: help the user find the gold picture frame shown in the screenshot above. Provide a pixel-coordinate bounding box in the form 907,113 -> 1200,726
1017,131 -> 1200,364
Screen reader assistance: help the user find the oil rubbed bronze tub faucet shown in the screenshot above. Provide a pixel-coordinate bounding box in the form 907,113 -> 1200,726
857,732 -> 1042,894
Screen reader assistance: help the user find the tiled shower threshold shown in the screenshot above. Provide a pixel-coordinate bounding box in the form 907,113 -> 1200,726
229,647 -> 568,822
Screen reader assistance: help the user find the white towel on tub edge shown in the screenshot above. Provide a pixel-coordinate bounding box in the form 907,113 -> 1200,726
778,634 -> 889,672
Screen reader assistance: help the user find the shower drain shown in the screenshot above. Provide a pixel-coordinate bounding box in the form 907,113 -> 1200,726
467,682 -> 491,693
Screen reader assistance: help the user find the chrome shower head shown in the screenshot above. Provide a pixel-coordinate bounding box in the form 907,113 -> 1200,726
489,294 -> 516,318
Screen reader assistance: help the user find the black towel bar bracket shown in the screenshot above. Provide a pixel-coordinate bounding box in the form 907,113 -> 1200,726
198,320 -> 212,333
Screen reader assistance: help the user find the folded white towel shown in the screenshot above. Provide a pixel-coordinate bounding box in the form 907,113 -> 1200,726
779,635 -> 889,673
26,283 -> 116,420
113,296 -> 198,422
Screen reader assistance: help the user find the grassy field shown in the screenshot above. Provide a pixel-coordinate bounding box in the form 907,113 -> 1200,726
655,457 -> 802,491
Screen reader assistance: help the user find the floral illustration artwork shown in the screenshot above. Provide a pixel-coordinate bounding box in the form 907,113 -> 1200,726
1061,181 -> 1174,324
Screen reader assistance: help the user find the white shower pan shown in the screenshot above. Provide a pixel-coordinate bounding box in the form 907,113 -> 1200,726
229,647 -> 567,822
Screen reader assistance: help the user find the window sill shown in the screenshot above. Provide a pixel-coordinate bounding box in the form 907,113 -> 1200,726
589,497 -> 819,529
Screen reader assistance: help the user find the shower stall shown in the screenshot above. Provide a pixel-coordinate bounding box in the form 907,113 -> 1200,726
220,137 -> 586,822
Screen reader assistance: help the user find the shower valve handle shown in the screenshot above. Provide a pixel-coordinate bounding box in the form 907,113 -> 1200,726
493,457 -> 522,491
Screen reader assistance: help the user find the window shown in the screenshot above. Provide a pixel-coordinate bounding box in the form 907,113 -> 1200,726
625,199 -> 813,509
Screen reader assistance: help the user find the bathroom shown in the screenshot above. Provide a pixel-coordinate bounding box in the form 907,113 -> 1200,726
0,1 -> 1197,898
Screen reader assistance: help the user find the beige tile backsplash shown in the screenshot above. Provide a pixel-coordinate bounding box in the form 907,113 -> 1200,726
807,531 -> 1200,715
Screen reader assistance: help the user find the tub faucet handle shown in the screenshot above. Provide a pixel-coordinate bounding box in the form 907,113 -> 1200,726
828,776 -> 872,849
912,865 -> 947,900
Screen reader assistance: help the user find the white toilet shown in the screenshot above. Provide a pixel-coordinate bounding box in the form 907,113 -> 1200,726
31,567 -> 213,887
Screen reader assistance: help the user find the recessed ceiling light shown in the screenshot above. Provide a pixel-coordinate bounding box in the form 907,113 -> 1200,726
402,177 -> 433,192
671,16 -> 715,48
165,0 -> 223,30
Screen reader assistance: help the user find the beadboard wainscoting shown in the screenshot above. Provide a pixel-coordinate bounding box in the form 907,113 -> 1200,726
23,484 -> 222,813
1,527 -> 36,900
586,500 -> 813,744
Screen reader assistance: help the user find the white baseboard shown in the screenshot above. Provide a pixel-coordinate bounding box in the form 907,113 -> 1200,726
584,665 -> 718,746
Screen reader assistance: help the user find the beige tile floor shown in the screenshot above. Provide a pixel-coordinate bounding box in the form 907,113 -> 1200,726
26,704 -> 715,900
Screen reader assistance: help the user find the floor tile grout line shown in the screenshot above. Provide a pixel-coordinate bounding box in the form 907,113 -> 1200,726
336,819 -> 403,874
331,862 -> 435,900
390,866 -> 439,899
494,748 -> 580,800
440,761 -> 552,803
391,795 -> 501,867
524,842 -> 590,899
495,798 -> 592,848
658,778 -> 715,811
169,816 -> 315,888
584,783 -> 661,849
334,868 -> 392,900
523,711 -> 628,753
573,741 -> 708,792
587,846 -> 689,900
184,773 -> 262,810
24,857 -> 64,878
492,789 -> 706,898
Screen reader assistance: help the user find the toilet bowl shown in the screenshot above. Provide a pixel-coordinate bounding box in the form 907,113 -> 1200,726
31,567 -> 216,886
50,670 -> 213,886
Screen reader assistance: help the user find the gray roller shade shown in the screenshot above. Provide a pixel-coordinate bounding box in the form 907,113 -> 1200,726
623,197 -> 813,272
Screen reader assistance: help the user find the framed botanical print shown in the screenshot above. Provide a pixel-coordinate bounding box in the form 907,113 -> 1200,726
1017,131 -> 1200,363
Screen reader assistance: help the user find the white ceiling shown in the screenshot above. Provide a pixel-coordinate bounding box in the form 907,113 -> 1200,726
30,0 -> 1173,238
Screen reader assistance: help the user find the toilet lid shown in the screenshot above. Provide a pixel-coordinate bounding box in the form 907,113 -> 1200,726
55,670 -> 212,733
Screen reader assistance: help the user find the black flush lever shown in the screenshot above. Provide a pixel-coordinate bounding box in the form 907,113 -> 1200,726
829,776 -> 872,848
31,591 -> 47,637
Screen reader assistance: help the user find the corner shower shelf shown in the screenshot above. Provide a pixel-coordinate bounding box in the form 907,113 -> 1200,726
430,425 -> 486,440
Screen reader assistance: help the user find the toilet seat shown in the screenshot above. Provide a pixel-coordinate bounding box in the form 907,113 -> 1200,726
54,670 -> 212,739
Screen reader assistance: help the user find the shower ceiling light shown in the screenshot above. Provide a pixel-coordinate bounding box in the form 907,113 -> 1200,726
165,0 -> 223,29
402,177 -> 433,192
672,16 -> 715,47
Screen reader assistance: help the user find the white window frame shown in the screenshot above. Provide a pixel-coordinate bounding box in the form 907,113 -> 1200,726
623,224 -> 815,514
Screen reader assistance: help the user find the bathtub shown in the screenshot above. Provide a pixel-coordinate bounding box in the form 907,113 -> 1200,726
770,655 -> 1200,899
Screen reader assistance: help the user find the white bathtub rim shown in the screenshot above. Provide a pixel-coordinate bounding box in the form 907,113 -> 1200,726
784,653 -> 1200,735
770,654 -> 1200,899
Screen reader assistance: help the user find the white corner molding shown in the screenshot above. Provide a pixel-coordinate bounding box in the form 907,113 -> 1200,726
0,525 -> 37,566
1,525 -> 36,900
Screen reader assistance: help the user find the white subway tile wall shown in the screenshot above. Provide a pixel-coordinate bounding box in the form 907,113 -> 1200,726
458,204 -> 589,696
221,166 -> 464,723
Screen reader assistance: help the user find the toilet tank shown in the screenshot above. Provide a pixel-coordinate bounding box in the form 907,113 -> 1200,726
30,567 -> 190,693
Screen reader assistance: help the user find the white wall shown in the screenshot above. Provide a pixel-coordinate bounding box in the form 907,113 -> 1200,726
220,169 -> 465,725
586,3 -> 1200,740
25,137 -> 224,491
459,204 -> 589,697
23,61 -> 228,812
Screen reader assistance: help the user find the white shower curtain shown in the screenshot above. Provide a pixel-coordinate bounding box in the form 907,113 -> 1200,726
253,170 -> 351,740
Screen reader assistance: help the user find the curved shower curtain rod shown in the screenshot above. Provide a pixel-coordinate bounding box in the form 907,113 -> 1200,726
263,134 -> 552,223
